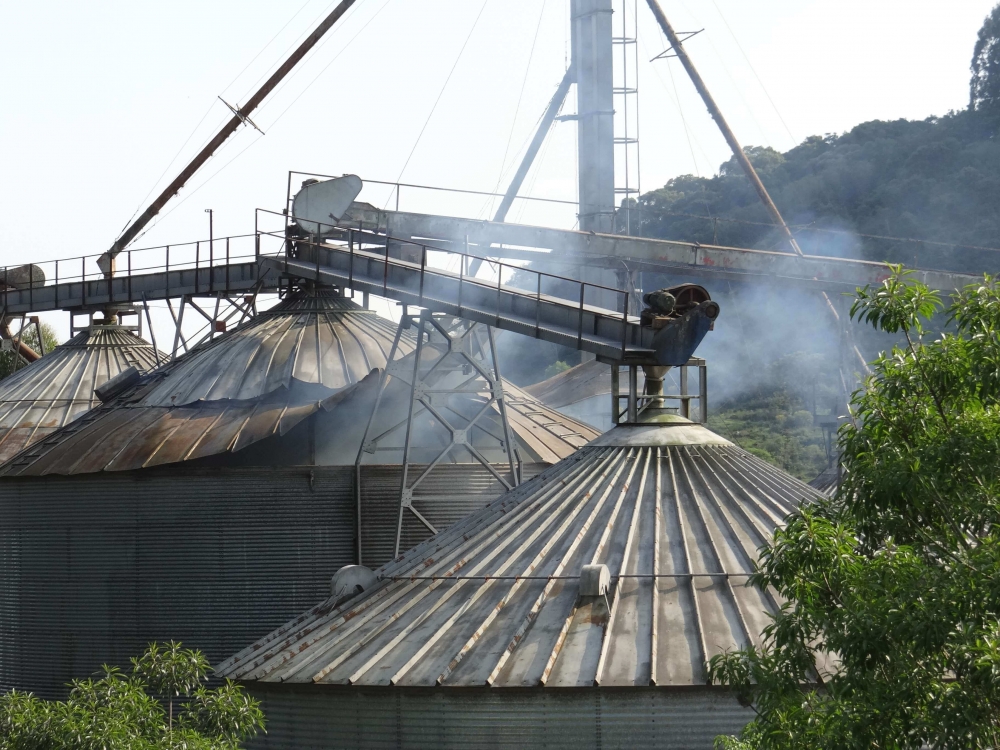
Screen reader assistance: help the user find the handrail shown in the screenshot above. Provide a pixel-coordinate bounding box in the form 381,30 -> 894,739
258,209 -> 635,320
255,208 -> 649,362
0,234 -> 261,303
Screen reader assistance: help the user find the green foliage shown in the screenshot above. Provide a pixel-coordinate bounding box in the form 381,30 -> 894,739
971,4 -> 1000,119
624,113 -> 1000,273
708,386 -> 827,481
708,351 -> 838,481
0,321 -> 61,380
0,642 -> 264,750
542,360 -> 572,380
709,269 -> 1000,748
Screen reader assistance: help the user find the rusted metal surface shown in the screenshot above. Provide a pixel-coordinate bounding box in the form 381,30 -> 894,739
0,290 -> 403,475
0,291 -> 596,476
0,326 -> 161,464
218,419 -> 822,688
0,320 -> 40,363
374,210 -> 981,293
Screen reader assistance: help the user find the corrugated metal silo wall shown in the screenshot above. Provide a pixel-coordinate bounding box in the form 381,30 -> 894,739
245,684 -> 753,749
0,463 -> 537,698
0,467 -> 355,698
359,464 -> 548,567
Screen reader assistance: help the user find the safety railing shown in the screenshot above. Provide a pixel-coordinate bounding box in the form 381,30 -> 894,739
612,358 -> 708,424
256,208 -> 645,360
284,171 -> 580,221
0,234 -> 266,311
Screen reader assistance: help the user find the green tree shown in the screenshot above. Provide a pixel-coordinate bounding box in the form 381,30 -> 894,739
971,3 -> 1000,119
0,642 -> 264,749
0,321 -> 61,379
709,269 -> 1000,749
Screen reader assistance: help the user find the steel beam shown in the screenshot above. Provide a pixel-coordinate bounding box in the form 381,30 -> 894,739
377,210 -> 979,293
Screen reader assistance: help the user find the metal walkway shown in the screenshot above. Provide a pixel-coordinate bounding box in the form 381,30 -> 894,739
0,236 -> 275,316
0,226 -> 716,366
266,229 -> 714,366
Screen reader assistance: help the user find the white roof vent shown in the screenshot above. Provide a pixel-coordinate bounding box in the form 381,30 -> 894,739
330,564 -> 377,606
579,563 -> 610,597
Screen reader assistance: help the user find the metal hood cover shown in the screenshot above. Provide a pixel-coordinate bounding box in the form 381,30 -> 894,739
0,326 -> 161,464
217,419 -> 823,689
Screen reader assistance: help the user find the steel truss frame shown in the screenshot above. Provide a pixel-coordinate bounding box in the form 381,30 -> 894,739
355,309 -> 520,562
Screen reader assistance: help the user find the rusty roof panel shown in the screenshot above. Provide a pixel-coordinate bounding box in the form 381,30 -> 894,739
0,326 -> 161,463
217,420 -> 823,688
0,292 -> 596,476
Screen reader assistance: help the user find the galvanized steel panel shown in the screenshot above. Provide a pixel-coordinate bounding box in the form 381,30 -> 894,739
359,464 -> 549,568
0,467 -> 354,698
0,326 -> 161,463
245,684 -> 752,749
0,292 -> 595,477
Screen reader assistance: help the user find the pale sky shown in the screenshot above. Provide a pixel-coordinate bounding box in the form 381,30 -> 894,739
1,0 -> 995,341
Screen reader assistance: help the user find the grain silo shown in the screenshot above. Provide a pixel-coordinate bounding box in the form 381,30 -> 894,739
0,285 -> 597,697
218,411 -> 823,749
0,321 -> 161,463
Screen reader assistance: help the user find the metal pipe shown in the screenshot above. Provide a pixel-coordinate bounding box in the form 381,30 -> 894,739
493,66 -> 574,225
645,0 -> 871,376
610,364 -> 620,425
106,0 -> 358,259
699,362 -> 708,423
627,365 -> 638,422
679,365 -> 689,419
0,319 -> 39,362
644,0 -> 802,256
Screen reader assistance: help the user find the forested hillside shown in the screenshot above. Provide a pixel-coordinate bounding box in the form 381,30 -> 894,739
624,6 -> 1000,479
624,7 -> 1000,275
625,115 -> 1000,273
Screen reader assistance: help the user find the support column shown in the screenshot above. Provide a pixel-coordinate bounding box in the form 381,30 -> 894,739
572,0 -> 616,234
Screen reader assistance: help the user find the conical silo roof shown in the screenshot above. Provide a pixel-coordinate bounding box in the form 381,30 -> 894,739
218,416 -> 823,688
0,289 -> 597,475
0,325 -> 160,463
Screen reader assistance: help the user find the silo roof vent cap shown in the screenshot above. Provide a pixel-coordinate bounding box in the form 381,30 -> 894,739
331,565 -> 378,606
579,564 -> 610,597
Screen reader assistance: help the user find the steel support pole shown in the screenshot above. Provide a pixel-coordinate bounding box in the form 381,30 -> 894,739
644,0 -> 871,376
494,66 -> 575,225
610,363 -> 620,425
106,0 -> 358,259
644,0 -> 802,256
627,365 -> 638,422
572,0 -> 616,234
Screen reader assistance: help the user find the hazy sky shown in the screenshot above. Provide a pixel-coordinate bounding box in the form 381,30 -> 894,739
1,0 -> 995,340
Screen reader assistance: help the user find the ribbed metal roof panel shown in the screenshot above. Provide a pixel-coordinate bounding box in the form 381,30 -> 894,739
524,359 -> 643,409
0,291 -> 597,476
0,326 -> 160,463
141,291 -> 401,407
218,421 -> 823,688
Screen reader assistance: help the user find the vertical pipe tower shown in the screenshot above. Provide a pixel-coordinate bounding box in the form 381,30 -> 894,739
571,0 -> 616,234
